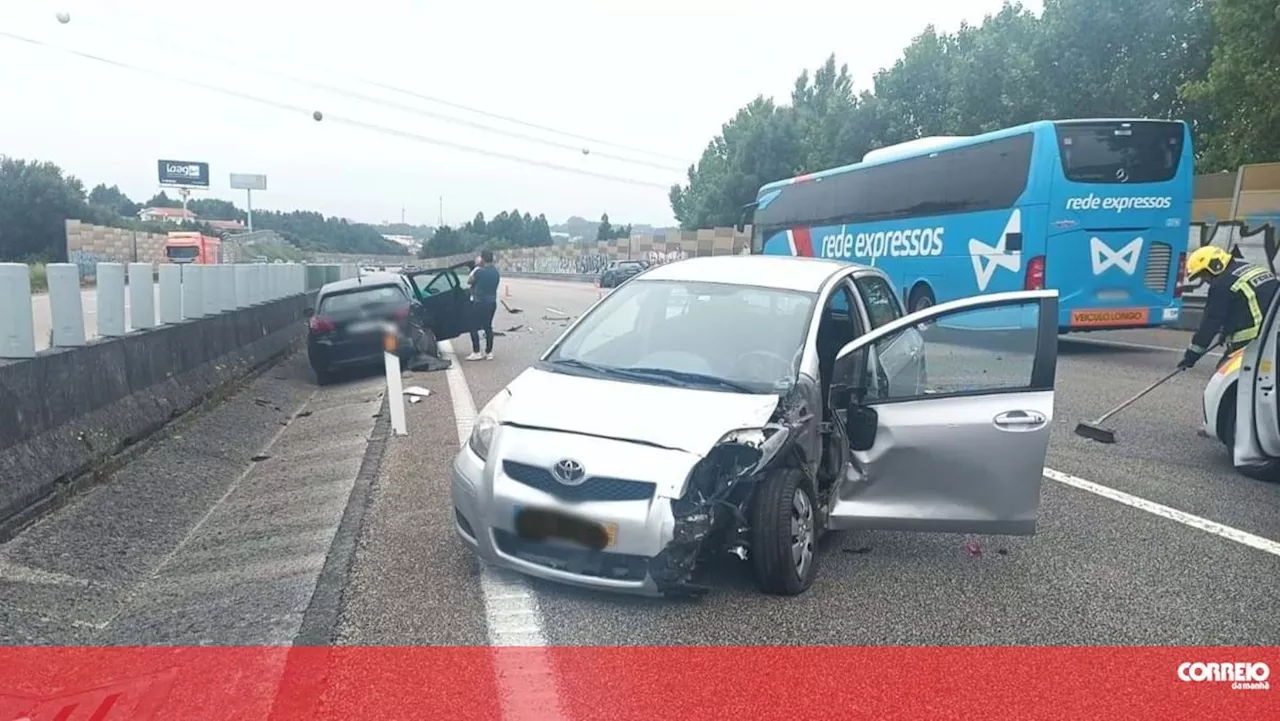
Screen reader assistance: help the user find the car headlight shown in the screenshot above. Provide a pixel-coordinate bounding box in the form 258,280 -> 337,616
467,390 -> 511,461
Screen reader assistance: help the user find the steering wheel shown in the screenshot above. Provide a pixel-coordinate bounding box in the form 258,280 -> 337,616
734,350 -> 793,383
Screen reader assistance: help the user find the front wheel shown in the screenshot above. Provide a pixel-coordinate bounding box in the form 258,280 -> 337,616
908,284 -> 935,314
750,469 -> 819,595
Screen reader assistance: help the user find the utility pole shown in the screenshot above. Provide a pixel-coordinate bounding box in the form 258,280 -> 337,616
401,206 -> 405,225
438,196 -> 443,227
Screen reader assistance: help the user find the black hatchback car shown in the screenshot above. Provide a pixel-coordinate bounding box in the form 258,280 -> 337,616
306,262 -> 480,384
599,260 -> 647,288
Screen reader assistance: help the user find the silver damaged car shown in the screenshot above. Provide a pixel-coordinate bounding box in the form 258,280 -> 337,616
451,255 -> 1060,596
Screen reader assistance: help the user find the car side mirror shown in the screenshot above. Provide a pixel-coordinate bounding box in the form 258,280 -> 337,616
845,402 -> 878,452
303,307 -> 314,318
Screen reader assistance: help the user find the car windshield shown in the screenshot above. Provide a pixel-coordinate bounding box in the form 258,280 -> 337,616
543,279 -> 816,393
318,284 -> 405,314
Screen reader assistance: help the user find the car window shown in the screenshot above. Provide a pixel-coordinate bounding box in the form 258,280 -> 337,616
547,279 -> 816,393
855,276 -> 902,329
318,285 -> 407,314
860,299 -> 1042,403
418,270 -> 457,296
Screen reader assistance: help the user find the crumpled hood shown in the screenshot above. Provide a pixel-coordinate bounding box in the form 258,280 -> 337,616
498,367 -> 780,457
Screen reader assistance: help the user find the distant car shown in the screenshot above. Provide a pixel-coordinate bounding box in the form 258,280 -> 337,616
600,260 -> 647,288
451,254 -> 1060,597
306,261 -> 481,384
1201,283 -> 1280,481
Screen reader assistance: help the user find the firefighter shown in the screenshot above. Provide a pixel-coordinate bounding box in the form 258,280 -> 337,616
1178,245 -> 1279,370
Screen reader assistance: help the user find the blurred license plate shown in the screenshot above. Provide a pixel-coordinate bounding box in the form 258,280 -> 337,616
514,505 -> 616,549
347,320 -> 383,334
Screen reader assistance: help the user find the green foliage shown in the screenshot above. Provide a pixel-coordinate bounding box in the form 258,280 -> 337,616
421,208 -> 555,258
88,184 -> 140,218
188,198 -> 246,222
1180,0 -> 1280,170
595,213 -> 631,241
670,0 -> 1257,229
0,157 -> 100,262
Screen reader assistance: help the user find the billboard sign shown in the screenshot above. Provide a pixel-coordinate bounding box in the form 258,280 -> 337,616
157,160 -> 209,188
230,173 -> 267,190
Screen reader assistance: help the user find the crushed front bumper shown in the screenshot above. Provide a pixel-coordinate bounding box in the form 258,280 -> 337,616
450,443 -> 681,597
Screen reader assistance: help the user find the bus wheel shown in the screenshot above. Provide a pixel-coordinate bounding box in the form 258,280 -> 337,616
908,285 -> 935,313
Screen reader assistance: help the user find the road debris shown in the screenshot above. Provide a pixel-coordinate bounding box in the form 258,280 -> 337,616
501,300 -> 523,314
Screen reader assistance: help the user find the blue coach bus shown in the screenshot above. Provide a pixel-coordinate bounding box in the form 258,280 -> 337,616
750,119 -> 1194,332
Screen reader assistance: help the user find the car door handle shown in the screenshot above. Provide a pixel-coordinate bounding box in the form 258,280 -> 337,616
993,410 -> 1047,430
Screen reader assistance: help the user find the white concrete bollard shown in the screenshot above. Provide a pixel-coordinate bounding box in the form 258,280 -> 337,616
234,264 -> 252,308
0,263 -> 36,358
202,264 -> 220,316
218,265 -> 236,312
158,264 -> 183,325
383,324 -> 407,436
128,262 -> 156,330
182,264 -> 205,319
97,263 -> 127,337
47,263 -> 87,347
256,264 -> 268,303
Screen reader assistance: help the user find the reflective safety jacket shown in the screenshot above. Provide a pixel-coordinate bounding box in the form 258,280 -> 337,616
1190,259 -> 1279,354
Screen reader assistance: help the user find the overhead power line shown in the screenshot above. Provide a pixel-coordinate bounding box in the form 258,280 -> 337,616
55,12 -> 689,167
0,31 -> 673,192
54,16 -> 685,173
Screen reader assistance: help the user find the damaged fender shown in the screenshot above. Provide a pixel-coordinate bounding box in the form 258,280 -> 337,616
650,376 -> 823,594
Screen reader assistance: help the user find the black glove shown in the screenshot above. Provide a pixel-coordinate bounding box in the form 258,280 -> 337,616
1178,349 -> 1200,370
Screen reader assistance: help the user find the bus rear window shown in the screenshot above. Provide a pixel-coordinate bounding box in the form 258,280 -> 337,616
1055,121 -> 1184,184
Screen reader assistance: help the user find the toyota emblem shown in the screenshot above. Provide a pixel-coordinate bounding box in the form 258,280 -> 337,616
552,459 -> 586,485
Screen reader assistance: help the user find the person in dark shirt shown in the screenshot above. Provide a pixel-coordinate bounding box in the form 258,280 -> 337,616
467,250 -> 501,360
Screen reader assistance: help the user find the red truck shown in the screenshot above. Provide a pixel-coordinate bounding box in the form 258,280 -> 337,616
164,232 -> 221,264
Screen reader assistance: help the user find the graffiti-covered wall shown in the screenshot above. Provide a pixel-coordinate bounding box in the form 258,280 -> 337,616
1184,163 -> 1280,299
65,220 -> 170,277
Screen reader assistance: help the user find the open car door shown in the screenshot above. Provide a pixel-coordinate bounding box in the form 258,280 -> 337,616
1235,281 -> 1280,477
404,260 -> 476,341
829,289 -> 1058,535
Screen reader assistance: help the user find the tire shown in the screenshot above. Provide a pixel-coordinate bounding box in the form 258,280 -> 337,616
908,284 -> 935,314
314,367 -> 334,386
1218,388 -> 1236,449
750,468 -> 819,595
418,325 -> 439,358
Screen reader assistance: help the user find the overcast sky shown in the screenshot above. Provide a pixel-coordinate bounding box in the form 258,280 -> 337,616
1,0 -> 1040,228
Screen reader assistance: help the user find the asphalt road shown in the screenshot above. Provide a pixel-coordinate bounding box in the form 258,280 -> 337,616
29,286 -> 161,352
2,276 -> 1278,711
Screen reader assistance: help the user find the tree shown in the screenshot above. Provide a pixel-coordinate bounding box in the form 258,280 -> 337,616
188,198 -> 246,222
670,0 -> 1223,227
144,191 -> 182,209
669,96 -> 801,229
1181,0 -> 1280,170
0,158 -> 93,262
596,213 -> 613,241
88,184 -> 140,218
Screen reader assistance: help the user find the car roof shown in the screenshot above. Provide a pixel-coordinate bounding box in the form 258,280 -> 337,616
319,273 -> 405,295
635,254 -> 869,293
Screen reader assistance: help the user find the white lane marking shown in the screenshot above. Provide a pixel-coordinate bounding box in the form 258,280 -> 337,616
544,307 -> 566,316
440,340 -> 566,721
1044,467 -> 1280,558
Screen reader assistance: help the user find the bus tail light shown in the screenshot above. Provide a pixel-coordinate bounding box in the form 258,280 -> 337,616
1174,253 -> 1186,297
1025,255 -> 1046,290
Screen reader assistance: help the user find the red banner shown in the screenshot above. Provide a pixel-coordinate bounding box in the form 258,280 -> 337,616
0,646 -> 1274,720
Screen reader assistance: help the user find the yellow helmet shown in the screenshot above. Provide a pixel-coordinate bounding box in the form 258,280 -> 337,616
1186,245 -> 1232,279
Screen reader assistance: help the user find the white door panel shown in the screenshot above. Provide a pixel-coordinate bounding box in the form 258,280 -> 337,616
831,289 -> 1058,535
827,391 -> 1051,534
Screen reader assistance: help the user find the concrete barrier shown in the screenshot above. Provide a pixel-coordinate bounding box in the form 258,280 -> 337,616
0,292 -> 312,538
